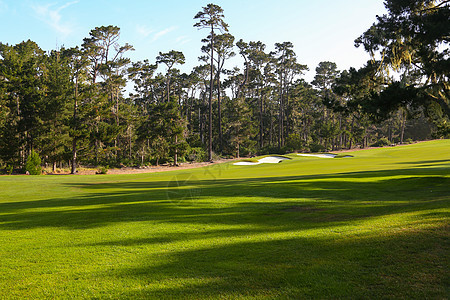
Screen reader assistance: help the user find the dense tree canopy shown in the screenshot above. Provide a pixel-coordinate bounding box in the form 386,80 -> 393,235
354,0 -> 449,133
0,1 -> 446,173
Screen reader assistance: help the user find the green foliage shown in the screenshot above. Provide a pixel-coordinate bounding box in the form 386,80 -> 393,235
186,147 -> 207,162
5,164 -> 13,175
259,145 -> 286,155
25,151 -> 42,175
96,165 -> 109,174
354,0 -> 450,123
371,137 -> 391,148
308,142 -> 327,153
0,4 -> 444,171
284,133 -> 306,153
138,100 -> 188,165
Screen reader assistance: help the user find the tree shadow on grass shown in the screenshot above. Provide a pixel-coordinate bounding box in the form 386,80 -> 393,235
0,166 -> 448,230
112,222 -> 448,299
0,164 -> 448,298
395,159 -> 450,165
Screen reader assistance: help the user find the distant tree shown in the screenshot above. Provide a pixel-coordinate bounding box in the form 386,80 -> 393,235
247,41 -> 269,149
312,61 -> 339,92
128,60 -> 158,109
200,33 -> 235,151
39,49 -> 73,172
138,101 -> 187,165
194,3 -> 229,161
235,39 -> 250,98
61,47 -> 86,173
25,150 -> 41,175
312,61 -> 341,150
272,42 -> 308,147
82,25 -> 133,163
0,40 -> 45,166
156,50 -> 185,102
224,96 -> 256,158
332,63 -> 384,148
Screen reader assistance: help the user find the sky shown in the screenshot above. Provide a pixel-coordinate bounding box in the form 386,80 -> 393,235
0,0 -> 388,83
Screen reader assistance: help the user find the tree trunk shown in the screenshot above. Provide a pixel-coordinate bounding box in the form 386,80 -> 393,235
128,125 -> 132,159
95,138 -> 99,164
388,117 -> 393,142
259,87 -> 263,149
174,135 -> 178,165
208,26 -> 214,161
199,105 -> 203,144
278,76 -> 285,148
217,68 -> 223,152
400,109 -> 406,144
167,77 -> 171,103
278,94 -> 282,149
71,104 -> 78,174
71,78 -> 78,174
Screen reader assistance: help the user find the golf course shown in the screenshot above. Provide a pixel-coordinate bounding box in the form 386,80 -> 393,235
0,140 -> 448,299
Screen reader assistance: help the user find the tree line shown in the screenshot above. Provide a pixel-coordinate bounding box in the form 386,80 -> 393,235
0,0 -> 448,173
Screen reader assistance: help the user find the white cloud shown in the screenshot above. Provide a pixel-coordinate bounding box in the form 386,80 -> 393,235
176,35 -> 191,45
136,24 -> 154,37
31,1 -> 78,36
152,26 -> 177,41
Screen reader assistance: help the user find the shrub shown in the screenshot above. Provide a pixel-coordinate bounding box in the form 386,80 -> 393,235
25,151 -> 42,175
96,165 -> 109,174
6,164 -> 13,175
259,145 -> 285,155
285,134 -> 305,153
186,147 -> 207,162
370,137 -> 391,147
308,143 -> 327,153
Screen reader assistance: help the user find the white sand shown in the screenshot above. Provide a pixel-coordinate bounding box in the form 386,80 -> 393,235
297,153 -> 337,158
233,156 -> 290,166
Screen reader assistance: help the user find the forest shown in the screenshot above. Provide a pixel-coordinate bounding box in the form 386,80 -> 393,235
0,0 -> 448,174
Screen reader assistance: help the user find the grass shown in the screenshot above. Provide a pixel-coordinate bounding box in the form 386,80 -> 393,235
0,140 -> 449,299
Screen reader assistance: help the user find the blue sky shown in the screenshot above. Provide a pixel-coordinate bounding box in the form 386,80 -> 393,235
0,0 -> 387,82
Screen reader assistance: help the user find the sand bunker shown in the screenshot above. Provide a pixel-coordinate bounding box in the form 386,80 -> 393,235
233,156 -> 290,166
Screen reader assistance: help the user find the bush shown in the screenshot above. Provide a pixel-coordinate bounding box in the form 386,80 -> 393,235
370,137 -> 391,147
308,143 -> 327,153
6,164 -> 13,175
259,145 -> 285,155
25,151 -> 42,175
96,165 -> 109,174
186,147 -> 207,162
285,134 -> 306,153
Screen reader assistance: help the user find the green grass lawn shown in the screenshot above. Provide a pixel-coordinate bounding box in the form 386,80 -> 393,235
0,140 -> 449,299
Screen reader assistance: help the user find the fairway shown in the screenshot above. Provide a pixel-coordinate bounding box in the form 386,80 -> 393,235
0,140 -> 449,299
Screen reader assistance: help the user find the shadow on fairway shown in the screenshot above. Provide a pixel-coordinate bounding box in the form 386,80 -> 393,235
0,166 -> 448,231
0,163 -> 448,298
115,224 -> 448,299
